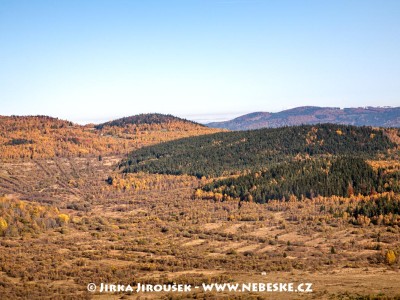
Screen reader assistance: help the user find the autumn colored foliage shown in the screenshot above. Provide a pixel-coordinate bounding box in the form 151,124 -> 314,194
0,195 -> 68,237
0,115 -> 221,160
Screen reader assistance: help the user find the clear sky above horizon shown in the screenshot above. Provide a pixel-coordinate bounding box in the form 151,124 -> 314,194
1,0 -> 399,124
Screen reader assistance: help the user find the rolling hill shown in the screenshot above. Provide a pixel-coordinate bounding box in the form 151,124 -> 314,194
95,113 -> 204,129
0,114 -> 221,160
206,106 -> 400,130
121,123 -> 400,203
121,124 -> 397,178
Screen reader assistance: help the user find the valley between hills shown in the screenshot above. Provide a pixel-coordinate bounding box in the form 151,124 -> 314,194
0,113 -> 400,299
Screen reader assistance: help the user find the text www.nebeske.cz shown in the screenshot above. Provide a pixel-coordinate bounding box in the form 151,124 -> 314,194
90,282 -> 313,293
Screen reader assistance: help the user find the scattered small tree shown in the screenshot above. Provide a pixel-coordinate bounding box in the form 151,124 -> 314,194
58,214 -> 70,225
385,250 -> 397,265
0,217 -> 8,235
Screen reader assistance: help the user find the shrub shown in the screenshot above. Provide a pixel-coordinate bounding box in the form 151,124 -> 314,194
0,217 -> 8,235
58,214 -> 70,225
385,250 -> 397,265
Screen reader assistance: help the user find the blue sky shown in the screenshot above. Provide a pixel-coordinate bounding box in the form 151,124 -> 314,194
1,0 -> 399,124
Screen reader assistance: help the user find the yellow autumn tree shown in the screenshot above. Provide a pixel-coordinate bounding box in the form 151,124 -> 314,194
58,214 -> 70,225
214,193 -> 223,202
385,250 -> 397,265
194,189 -> 203,199
0,217 -> 8,234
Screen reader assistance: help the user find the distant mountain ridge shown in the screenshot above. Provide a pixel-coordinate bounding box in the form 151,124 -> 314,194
206,106 -> 400,130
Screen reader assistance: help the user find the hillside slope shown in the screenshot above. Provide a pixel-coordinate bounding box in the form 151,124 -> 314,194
199,156 -> 400,203
121,124 -> 397,178
0,114 -> 221,160
207,106 -> 400,130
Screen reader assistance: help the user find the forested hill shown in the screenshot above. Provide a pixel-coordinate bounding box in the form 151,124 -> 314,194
206,106 -> 400,130
121,124 -> 397,178
200,157 -> 400,203
0,114 -> 221,160
95,113 -> 203,129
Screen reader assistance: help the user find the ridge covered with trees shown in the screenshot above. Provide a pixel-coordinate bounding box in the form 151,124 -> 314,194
0,114 -> 221,160
95,113 -> 203,129
122,124 -> 396,178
